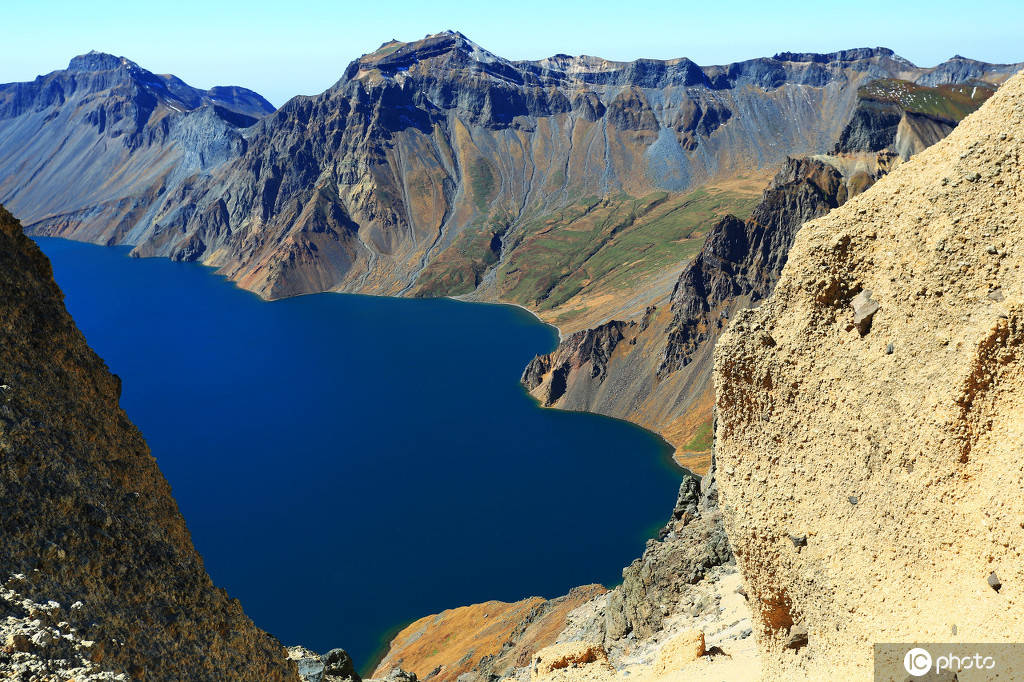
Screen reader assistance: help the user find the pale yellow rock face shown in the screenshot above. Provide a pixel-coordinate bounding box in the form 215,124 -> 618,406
714,70 -> 1024,680
531,642 -> 612,681
652,630 -> 705,676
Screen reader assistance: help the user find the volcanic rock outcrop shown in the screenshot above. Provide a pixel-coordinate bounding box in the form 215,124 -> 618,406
714,70 -> 1024,678
0,205 -> 296,680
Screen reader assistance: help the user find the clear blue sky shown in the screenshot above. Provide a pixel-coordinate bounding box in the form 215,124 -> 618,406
3,0 -> 1023,106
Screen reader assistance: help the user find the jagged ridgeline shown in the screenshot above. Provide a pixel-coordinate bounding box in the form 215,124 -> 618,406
2,32 -> 1018,315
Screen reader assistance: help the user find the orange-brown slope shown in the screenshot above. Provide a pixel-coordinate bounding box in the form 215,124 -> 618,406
372,585 -> 606,682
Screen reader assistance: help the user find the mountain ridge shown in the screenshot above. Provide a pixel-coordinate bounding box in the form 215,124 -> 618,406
55,34 -> 1022,303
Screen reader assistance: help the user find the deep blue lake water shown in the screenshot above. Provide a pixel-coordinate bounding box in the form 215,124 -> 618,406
35,237 -> 680,669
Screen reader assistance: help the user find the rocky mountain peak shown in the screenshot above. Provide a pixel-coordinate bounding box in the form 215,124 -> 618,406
66,50 -> 136,72
359,30 -> 507,74
9,52 -> 274,123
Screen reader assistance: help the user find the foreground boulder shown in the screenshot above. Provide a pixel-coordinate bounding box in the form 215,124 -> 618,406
714,71 -> 1024,678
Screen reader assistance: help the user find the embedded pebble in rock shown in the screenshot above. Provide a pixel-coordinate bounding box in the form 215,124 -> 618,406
989,572 -> 1003,593
784,625 -> 808,651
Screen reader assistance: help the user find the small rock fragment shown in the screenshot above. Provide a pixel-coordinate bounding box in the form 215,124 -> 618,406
789,534 -> 808,550
31,630 -> 53,648
988,572 -> 1002,593
988,288 -> 1005,302
851,290 -> 880,335
848,496 -> 859,505
384,669 -> 417,682
5,632 -> 31,652
785,624 -> 809,650
885,343 -> 894,355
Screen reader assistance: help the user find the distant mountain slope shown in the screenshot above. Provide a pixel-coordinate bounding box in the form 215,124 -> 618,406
0,205 -> 295,681
522,155 -> 881,471
834,78 -> 996,158
6,33 -> 1018,312
519,67 -> 1010,469
0,52 -> 273,248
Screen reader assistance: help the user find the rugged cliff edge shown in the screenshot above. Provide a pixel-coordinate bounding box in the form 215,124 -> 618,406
714,70 -> 1024,678
0,206 -> 296,680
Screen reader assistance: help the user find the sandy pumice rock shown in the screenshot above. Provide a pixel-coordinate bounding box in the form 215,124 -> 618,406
531,642 -> 611,680
714,70 -> 1024,679
652,630 -> 705,675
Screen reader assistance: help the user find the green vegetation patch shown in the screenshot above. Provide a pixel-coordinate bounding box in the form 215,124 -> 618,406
681,419 -> 713,453
495,187 -> 759,310
469,158 -> 497,212
413,213 -> 511,298
858,79 -> 995,122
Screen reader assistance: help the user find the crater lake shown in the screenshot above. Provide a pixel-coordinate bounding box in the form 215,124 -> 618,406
35,236 -> 682,670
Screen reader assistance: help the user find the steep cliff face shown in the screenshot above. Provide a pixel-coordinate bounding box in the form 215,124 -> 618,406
0,206 -> 296,681
0,52 -> 273,249
714,70 -> 1024,679
522,156 -> 879,471
11,33 -> 1018,311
